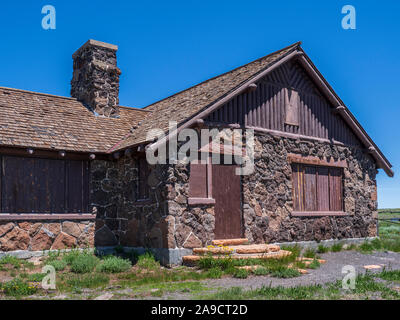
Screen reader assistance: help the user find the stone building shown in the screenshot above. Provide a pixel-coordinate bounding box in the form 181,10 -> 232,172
0,40 -> 393,264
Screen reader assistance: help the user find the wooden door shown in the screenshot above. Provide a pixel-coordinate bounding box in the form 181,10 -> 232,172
212,164 -> 242,239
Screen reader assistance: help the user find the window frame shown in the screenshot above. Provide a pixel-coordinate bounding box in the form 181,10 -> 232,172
188,157 -> 215,206
289,155 -> 347,217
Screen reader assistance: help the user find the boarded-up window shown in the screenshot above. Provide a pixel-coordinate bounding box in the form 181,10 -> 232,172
189,163 -> 208,198
292,163 -> 343,212
137,157 -> 150,200
0,155 -> 89,213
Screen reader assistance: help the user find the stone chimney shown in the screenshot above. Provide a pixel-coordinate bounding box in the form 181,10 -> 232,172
71,40 -> 121,118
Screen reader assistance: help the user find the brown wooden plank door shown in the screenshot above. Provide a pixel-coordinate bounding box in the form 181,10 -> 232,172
212,165 -> 242,239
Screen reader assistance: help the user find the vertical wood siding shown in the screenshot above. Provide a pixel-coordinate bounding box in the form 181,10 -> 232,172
0,155 -> 89,213
205,60 -> 360,146
291,163 -> 344,213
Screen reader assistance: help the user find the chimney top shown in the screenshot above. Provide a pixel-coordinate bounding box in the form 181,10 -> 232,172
70,39 -> 121,118
72,39 -> 118,58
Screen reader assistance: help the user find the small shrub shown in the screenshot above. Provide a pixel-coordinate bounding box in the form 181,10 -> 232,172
253,267 -> 269,276
46,250 -> 61,262
207,267 -> 223,279
270,266 -> 301,278
371,238 -> 383,250
378,269 -> 400,281
0,278 -> 37,296
97,256 -> 132,273
308,259 -> 320,270
233,268 -> 249,279
62,250 -> 83,265
317,245 -> 329,254
303,248 -> 317,258
26,273 -> 46,282
330,243 -> 343,252
198,255 -> 235,271
70,254 -> 99,274
47,259 -> 67,271
0,255 -> 21,269
136,252 -> 160,270
358,241 -> 375,253
281,245 -> 301,258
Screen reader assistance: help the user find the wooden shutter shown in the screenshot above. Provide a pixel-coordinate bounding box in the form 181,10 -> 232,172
292,164 -> 304,211
1,156 -> 89,214
304,166 -> 317,211
292,163 -> 343,213
329,168 -> 343,211
317,167 -> 329,211
189,163 -> 207,198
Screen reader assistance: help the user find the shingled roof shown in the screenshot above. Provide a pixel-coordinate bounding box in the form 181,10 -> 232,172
0,87 -> 148,153
112,42 -> 301,150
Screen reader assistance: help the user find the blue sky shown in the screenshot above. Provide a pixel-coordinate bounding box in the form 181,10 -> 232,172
0,1 -> 398,208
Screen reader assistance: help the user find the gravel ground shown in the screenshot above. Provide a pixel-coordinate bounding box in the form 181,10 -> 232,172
202,250 -> 400,290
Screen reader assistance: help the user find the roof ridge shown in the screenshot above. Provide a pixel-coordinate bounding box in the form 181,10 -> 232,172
118,105 -> 151,112
142,41 -> 301,110
0,86 -> 149,112
0,86 -> 78,101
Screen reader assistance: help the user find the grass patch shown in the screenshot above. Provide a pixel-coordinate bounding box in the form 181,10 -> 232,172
253,267 -> 269,276
330,243 -> 343,252
62,273 -> 110,290
233,268 -> 249,279
135,252 -> 160,270
0,278 -> 38,297
377,269 -> 400,282
206,267 -> 223,279
47,259 -> 68,271
97,256 -> 132,273
317,244 -> 329,254
269,266 -> 301,278
308,259 -> 320,270
70,254 -> 99,274
303,248 -> 317,258
199,271 -> 400,300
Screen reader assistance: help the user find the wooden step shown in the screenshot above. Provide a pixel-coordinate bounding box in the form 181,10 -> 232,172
182,250 -> 292,266
193,244 -> 280,255
211,238 -> 248,246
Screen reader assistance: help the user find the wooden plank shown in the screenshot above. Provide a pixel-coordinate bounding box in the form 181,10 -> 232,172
317,167 -> 329,211
291,164 -> 303,211
329,168 -> 343,211
66,160 -> 84,213
287,154 -> 347,168
212,165 -> 242,239
189,163 -> 207,198
304,165 -> 317,211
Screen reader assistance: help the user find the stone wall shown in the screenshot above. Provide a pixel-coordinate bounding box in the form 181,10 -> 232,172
167,131 -> 378,247
0,131 -> 379,257
91,157 -> 171,249
242,132 -> 378,243
165,163 -> 215,249
0,220 -> 94,252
